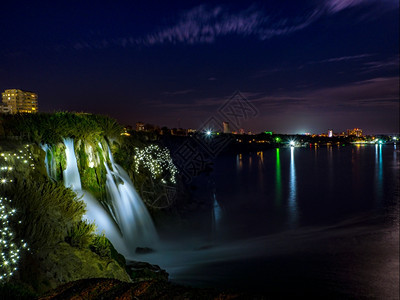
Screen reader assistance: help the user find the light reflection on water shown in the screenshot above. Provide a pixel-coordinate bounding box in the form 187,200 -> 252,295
288,147 -> 298,226
236,153 -> 242,172
275,148 -> 282,206
375,144 -> 383,205
142,145 -> 399,297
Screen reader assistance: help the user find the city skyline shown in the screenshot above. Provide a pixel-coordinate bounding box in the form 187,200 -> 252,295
0,87 -> 395,135
1,1 -> 398,134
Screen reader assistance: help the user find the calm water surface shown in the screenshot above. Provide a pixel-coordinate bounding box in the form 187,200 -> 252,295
212,144 -> 398,237
138,145 -> 399,298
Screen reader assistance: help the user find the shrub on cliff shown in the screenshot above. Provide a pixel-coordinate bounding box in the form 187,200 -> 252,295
90,234 -> 112,258
2,180 -> 86,251
65,220 -> 96,249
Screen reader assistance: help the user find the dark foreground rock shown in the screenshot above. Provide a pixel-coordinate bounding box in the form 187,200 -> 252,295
38,278 -> 246,299
127,260 -> 169,282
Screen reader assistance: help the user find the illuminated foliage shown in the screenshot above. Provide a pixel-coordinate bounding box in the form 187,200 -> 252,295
90,234 -> 112,258
0,148 -> 30,282
0,112 -> 122,145
134,144 -> 178,184
1,145 -> 85,251
65,220 -> 96,249
0,197 -> 27,281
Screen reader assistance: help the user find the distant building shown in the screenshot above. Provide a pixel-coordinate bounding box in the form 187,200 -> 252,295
239,128 -> 245,135
328,129 -> 333,137
347,128 -> 363,137
1,89 -> 38,114
136,122 -> 145,131
223,121 -> 230,134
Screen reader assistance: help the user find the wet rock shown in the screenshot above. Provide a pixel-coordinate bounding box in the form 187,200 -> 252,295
127,261 -> 169,282
135,246 -> 155,254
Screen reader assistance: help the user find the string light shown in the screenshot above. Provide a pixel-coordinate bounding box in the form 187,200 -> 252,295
133,145 -> 178,184
0,146 -> 31,281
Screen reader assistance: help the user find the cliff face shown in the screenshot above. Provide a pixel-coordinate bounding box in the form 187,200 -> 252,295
27,242 -> 132,293
0,140 -> 132,296
0,113 -> 184,297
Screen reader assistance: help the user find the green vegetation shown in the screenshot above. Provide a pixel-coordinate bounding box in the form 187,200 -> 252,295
0,112 -> 180,209
4,180 -> 85,251
65,220 -> 96,249
90,234 -> 112,258
0,282 -> 37,299
0,112 -> 123,145
0,112 -> 123,202
0,141 -> 131,295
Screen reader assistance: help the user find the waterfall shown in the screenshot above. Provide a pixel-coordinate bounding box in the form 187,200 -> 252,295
43,138 -> 158,255
63,138 -> 82,190
102,145 -> 158,250
61,138 -> 128,254
212,193 -> 222,234
40,144 -> 57,180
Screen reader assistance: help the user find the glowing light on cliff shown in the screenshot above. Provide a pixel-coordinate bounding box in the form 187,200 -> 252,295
133,144 -> 178,184
0,147 -> 31,281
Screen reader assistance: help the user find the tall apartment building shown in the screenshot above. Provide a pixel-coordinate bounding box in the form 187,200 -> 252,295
1,89 -> 38,114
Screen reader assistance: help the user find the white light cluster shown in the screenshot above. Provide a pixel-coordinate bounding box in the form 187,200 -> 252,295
0,145 -> 35,170
133,144 -> 178,184
0,145 -> 31,281
0,197 -> 27,281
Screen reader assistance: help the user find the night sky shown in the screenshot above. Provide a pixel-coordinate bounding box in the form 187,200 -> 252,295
1,0 -> 398,134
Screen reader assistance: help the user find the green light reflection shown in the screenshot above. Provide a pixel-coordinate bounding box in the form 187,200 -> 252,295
275,148 -> 281,205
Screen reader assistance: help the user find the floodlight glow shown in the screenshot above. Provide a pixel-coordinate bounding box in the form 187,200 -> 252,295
206,130 -> 212,136
289,141 -> 295,147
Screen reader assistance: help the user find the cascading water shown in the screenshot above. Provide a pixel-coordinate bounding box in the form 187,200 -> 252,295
40,144 -> 57,180
63,139 -> 82,190
102,145 -> 158,250
61,138 -> 127,254
42,138 -> 158,256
